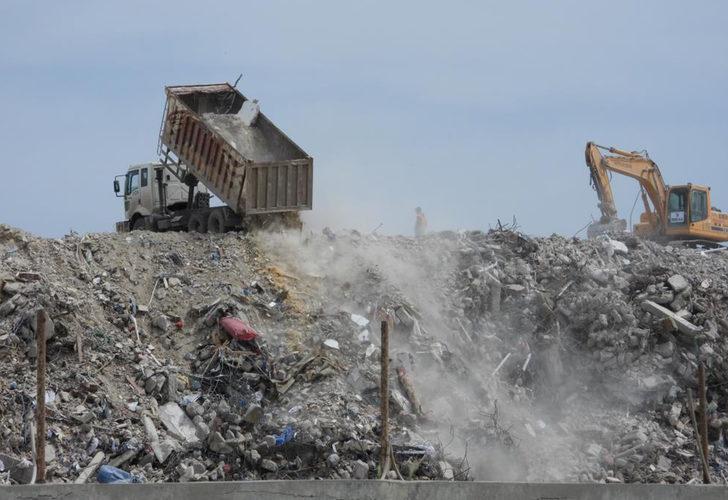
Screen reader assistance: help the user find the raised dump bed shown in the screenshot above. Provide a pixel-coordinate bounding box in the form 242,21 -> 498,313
160,83 -> 313,215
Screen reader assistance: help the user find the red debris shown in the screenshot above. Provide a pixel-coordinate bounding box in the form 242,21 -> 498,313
175,319 -> 185,330
219,316 -> 259,342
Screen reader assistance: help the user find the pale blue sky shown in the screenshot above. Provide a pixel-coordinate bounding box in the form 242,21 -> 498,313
1,1 -> 726,237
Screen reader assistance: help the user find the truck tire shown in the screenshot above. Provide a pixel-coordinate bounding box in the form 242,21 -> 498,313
188,213 -> 208,233
207,210 -> 226,233
131,216 -> 148,231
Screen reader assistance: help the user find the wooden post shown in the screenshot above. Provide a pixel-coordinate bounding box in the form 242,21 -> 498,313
698,363 -> 710,479
379,320 -> 390,472
687,388 -> 710,484
35,309 -> 47,483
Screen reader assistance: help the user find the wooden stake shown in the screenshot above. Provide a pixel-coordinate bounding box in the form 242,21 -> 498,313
379,320 -> 390,475
687,388 -> 710,484
76,330 -> 84,363
698,363 -> 710,476
35,309 -> 47,483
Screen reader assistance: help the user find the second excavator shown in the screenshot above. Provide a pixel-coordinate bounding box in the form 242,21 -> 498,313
585,142 -> 728,244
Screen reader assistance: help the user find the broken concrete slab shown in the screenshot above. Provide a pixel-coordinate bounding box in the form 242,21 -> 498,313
641,300 -> 702,336
29,308 -> 55,341
607,238 -> 629,255
158,402 -> 201,446
74,451 -> 105,484
108,449 -> 138,468
641,374 -> 671,391
208,432 -> 233,454
351,459 -> 369,479
438,460 -> 454,480
0,453 -> 35,484
667,274 -> 690,294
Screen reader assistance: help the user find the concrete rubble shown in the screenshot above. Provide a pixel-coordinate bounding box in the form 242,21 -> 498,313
2,222 -> 728,484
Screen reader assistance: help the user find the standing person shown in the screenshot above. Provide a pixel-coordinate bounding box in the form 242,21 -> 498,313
415,207 -> 427,238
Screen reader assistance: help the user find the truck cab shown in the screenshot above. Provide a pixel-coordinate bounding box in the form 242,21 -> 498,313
114,163 -> 209,231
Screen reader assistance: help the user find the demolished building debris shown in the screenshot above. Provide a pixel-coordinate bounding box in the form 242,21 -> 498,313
2,222 -> 728,485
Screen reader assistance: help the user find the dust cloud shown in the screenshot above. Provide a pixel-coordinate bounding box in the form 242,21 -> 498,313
255,227 -> 645,482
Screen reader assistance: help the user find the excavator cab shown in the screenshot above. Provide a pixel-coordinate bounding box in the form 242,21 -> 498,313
664,184 -> 712,238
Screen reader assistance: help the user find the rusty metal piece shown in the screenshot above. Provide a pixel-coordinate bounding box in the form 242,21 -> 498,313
380,320 -> 390,472
396,367 -> 423,416
35,309 -> 47,483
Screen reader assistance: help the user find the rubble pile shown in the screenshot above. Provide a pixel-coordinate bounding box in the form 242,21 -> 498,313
1,222 -> 728,485
262,228 -> 728,483
0,225 -> 456,485
429,230 -> 728,483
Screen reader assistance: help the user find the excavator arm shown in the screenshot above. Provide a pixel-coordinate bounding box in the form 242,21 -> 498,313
585,142 -> 668,236
585,142 -> 619,221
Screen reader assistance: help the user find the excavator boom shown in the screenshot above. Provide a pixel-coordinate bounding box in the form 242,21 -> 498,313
585,143 -> 619,221
585,142 -> 668,238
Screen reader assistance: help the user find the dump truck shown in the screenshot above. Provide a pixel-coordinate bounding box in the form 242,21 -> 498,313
585,141 -> 728,243
114,83 -> 313,232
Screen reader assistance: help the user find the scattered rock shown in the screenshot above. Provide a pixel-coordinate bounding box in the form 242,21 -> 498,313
243,404 -> 263,424
260,459 -> 278,473
351,459 -> 369,480
667,275 -> 690,294
208,432 -> 233,454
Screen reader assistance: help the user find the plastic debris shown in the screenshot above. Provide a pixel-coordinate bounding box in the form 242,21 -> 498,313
45,390 -> 57,404
275,425 -> 294,446
97,464 -> 143,484
350,314 -> 369,327
219,317 -> 259,342
323,339 -> 340,350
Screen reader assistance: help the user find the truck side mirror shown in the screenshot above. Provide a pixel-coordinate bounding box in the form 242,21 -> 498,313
113,179 -> 120,193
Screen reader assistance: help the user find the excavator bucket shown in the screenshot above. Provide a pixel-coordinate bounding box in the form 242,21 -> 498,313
586,218 -> 627,239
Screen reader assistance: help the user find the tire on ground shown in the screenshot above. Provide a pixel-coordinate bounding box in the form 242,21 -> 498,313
188,213 -> 208,233
131,216 -> 148,231
207,210 -> 226,233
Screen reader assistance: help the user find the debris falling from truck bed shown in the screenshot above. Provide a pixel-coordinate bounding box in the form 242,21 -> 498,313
201,113 -> 303,164
2,223 -> 728,484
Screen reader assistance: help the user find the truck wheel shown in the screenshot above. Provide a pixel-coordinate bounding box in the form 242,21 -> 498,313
131,216 -> 148,231
188,213 -> 208,233
207,210 -> 226,233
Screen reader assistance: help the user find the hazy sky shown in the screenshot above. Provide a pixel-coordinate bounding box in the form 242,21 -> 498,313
1,1 -> 727,237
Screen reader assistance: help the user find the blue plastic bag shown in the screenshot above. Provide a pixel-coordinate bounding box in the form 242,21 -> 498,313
275,425 -> 294,446
97,465 -> 143,484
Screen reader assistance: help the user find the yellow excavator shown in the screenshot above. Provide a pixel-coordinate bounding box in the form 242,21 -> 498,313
585,142 -> 728,243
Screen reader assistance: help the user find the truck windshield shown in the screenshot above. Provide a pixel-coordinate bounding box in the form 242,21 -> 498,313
668,189 -> 687,225
691,189 -> 708,222
126,170 -> 140,195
